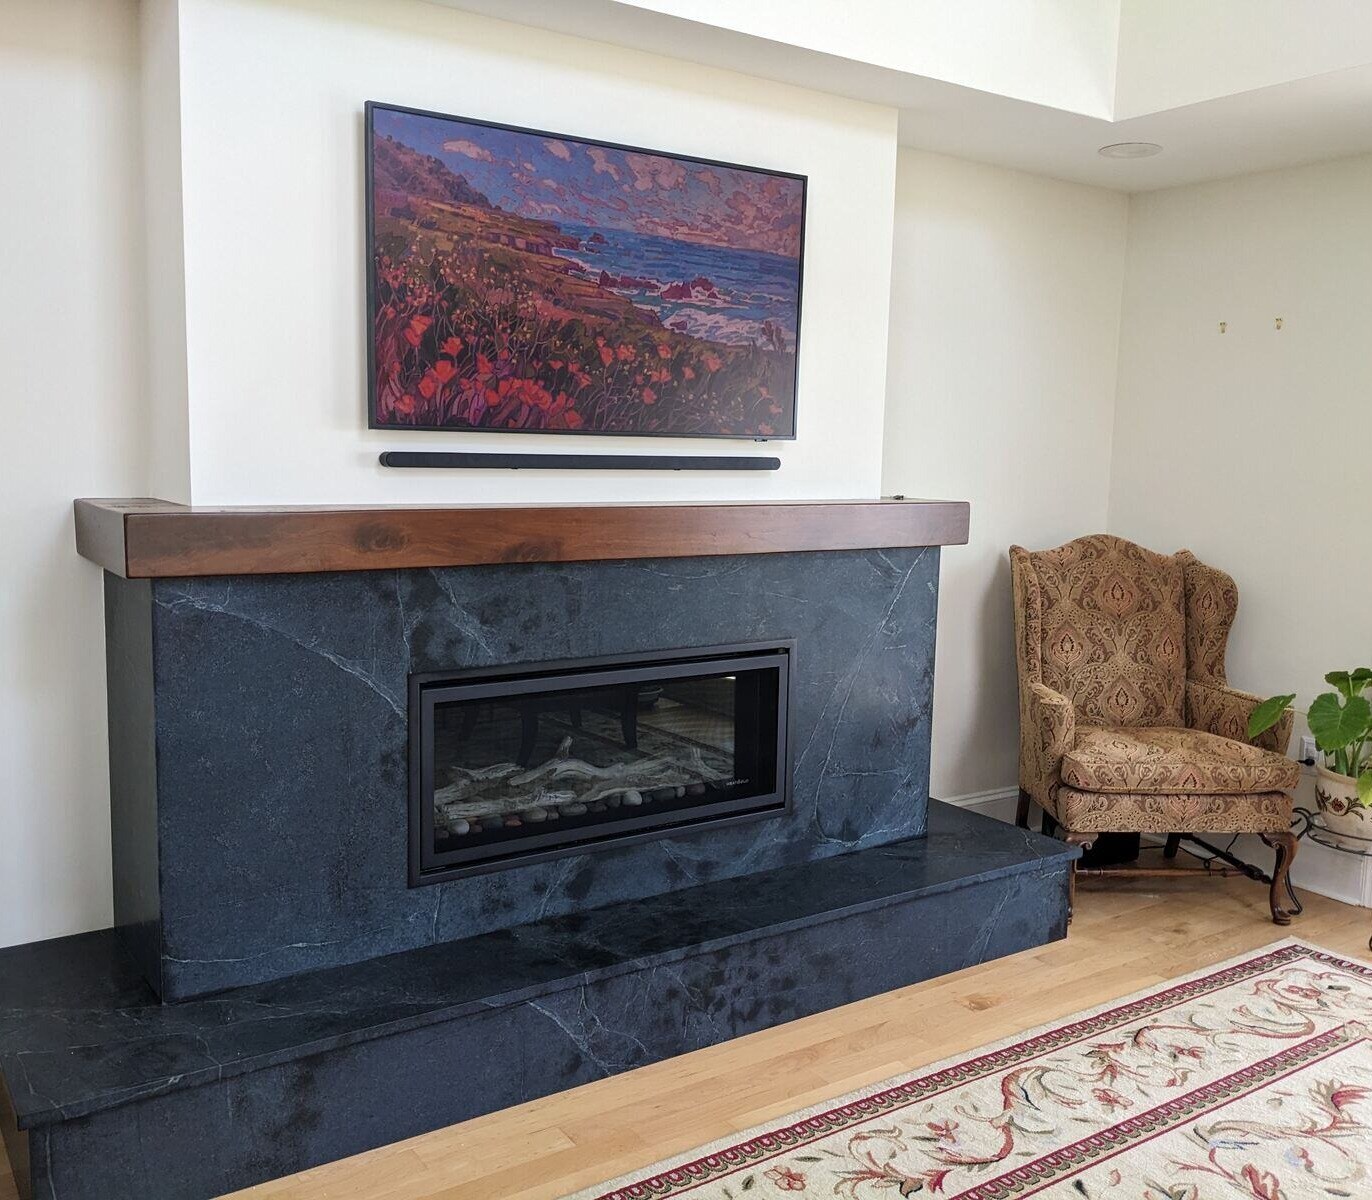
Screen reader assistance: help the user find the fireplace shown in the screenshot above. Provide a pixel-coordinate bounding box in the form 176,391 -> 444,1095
410,642 -> 791,882
0,498 -> 1091,1200
73,498 -> 970,1003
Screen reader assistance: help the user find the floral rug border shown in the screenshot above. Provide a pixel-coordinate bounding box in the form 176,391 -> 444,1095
566,939 -> 1371,1199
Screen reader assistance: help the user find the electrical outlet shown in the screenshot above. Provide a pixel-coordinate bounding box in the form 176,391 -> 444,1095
1300,735 -> 1317,764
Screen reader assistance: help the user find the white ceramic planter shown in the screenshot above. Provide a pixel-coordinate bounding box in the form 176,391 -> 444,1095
1314,764 -> 1372,848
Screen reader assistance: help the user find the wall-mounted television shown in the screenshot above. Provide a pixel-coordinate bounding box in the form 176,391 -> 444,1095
366,102 -> 806,440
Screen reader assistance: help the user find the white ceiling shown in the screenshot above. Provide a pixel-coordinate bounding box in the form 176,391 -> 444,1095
431,0 -> 1372,191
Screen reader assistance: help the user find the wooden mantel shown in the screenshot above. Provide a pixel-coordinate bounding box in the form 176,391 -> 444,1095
74,497 -> 970,579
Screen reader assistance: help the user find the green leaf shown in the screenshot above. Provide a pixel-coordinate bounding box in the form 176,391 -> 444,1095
1308,692 -> 1372,752
1352,668 -> 1372,694
1247,694 -> 1295,740
1326,670 -> 1353,698
1359,771 -> 1372,807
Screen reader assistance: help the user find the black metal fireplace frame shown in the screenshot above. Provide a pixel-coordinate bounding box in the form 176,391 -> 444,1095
408,641 -> 793,885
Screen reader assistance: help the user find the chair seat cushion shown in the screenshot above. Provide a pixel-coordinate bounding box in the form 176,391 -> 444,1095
1062,726 -> 1300,795
1053,788 -> 1293,835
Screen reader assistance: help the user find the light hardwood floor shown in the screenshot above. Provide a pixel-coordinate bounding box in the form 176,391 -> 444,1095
4,873 -> 1368,1200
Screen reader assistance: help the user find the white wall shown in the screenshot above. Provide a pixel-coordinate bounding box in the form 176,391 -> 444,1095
169,0 -> 898,505
0,0 -> 146,945
140,0 -> 193,503
1110,154 -> 1372,904
882,150 -> 1128,803
1110,154 -> 1372,709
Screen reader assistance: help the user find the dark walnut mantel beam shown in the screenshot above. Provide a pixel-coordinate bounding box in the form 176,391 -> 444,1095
73,497 -> 970,579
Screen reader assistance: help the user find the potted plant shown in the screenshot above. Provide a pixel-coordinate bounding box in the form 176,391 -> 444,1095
1251,669 -> 1372,845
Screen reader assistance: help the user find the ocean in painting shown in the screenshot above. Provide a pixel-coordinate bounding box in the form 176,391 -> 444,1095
553,222 -> 800,350
368,105 -> 805,438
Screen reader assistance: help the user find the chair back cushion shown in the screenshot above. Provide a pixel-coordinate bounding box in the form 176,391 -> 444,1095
1017,535 -> 1186,727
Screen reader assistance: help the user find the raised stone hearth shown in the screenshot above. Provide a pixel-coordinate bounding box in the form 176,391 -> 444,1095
0,804 -> 1072,1200
0,499 -> 1075,1200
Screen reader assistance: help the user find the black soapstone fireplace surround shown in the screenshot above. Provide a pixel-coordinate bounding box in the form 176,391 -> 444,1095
410,642 -> 792,882
0,497 -> 1084,1200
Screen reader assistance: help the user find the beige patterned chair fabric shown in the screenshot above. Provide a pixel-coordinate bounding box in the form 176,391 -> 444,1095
1062,727 -> 1300,795
1012,535 -> 1296,835
1053,788 -> 1293,835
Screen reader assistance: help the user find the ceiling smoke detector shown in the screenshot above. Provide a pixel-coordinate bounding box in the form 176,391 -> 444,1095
1098,142 -> 1163,159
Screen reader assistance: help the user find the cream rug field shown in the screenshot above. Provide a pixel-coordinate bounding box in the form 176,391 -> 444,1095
569,940 -> 1372,1199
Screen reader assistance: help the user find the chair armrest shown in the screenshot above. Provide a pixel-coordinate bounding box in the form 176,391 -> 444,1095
1186,678 -> 1293,754
1020,681 -> 1076,805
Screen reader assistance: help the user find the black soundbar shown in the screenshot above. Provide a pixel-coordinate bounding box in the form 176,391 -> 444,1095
379,451 -> 781,471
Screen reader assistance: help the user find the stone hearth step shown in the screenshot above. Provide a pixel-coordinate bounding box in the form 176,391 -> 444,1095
0,802 -> 1072,1200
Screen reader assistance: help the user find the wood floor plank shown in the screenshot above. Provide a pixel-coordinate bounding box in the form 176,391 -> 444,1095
3,876 -> 1367,1200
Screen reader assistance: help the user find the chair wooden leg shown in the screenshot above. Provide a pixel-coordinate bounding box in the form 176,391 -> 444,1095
1062,831 -> 1095,924
1163,833 -> 1182,859
1015,789 -> 1032,829
1259,831 -> 1299,926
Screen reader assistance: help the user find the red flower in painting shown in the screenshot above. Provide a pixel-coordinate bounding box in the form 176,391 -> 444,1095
440,336 -> 463,355
403,315 -> 432,347
641,387 -> 656,405
656,343 -> 672,359
418,373 -> 437,399
763,1166 -> 806,1191
681,366 -> 695,380
598,345 -> 615,367
518,379 -> 552,410
476,354 -> 495,380
393,394 -> 415,416
702,351 -> 723,372
616,343 -> 636,362
563,409 -> 584,428
432,360 -> 457,383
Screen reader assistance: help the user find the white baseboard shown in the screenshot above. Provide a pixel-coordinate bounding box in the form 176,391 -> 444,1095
940,787 -> 1020,824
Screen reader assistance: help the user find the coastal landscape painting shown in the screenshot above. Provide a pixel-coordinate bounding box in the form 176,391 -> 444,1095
366,103 -> 805,438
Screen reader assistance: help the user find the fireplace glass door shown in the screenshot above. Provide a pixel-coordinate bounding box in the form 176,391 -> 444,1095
410,644 -> 790,882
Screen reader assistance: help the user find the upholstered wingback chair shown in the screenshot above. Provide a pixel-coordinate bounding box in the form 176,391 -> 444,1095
1010,535 -> 1300,923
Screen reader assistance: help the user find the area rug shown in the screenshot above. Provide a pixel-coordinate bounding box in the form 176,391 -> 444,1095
569,940 -> 1372,1198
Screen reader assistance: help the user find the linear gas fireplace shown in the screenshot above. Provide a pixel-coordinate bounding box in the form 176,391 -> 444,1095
409,642 -> 792,882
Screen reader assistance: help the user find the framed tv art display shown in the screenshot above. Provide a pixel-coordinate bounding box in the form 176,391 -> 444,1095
366,102 -> 806,440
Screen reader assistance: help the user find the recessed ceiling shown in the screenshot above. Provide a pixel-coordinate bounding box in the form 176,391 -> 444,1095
430,0 -> 1372,191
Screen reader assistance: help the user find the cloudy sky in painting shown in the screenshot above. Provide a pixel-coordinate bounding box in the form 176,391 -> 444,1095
373,108 -> 804,259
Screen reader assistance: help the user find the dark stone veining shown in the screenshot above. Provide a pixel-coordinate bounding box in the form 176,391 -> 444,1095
0,804 -> 1074,1200
110,548 -> 941,999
